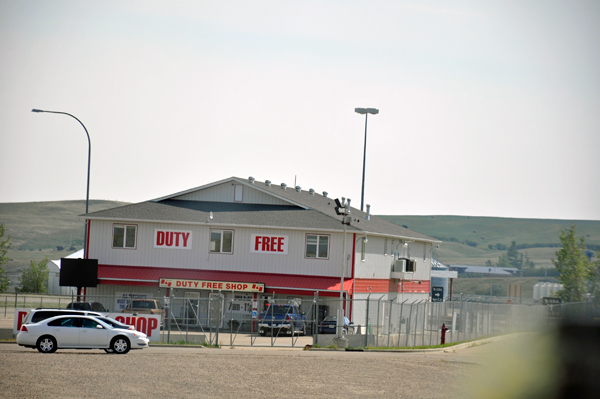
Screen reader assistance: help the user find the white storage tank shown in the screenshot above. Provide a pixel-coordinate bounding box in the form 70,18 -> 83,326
533,282 -> 563,300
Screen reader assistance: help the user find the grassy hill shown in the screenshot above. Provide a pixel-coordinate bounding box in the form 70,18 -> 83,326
379,215 -> 600,268
0,200 -> 129,290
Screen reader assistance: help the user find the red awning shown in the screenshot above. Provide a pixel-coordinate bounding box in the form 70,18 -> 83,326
98,265 -> 353,295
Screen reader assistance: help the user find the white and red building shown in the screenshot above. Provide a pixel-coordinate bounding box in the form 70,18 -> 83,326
83,176 -> 440,323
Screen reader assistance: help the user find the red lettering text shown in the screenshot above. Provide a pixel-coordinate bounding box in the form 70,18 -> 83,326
17,311 -> 28,331
165,231 -> 173,246
182,233 -> 190,247
136,317 -> 148,335
156,231 -> 165,245
262,236 -> 270,251
255,236 -> 261,251
148,318 -> 158,337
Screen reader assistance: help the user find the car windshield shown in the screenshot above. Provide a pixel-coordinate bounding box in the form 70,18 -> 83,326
132,300 -> 159,309
96,317 -> 125,329
266,306 -> 293,315
322,316 -> 337,322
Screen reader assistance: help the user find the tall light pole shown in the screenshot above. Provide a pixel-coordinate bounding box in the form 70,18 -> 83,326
334,198 -> 351,341
31,109 -> 91,263
354,108 -> 379,212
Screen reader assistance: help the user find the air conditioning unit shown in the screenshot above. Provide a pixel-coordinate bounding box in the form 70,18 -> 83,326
391,258 -> 416,279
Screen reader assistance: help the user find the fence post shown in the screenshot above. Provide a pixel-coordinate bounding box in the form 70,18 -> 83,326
376,295 -> 384,347
405,301 -> 414,347
215,292 -> 222,347
387,297 -> 396,348
420,301 -> 426,346
398,299 -> 407,347
313,293 -> 319,346
364,294 -> 371,348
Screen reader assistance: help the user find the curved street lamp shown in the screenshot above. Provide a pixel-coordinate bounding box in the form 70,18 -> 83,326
355,108 -> 379,212
31,109 -> 91,261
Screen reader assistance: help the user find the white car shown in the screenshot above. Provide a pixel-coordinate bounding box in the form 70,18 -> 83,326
17,315 -> 149,354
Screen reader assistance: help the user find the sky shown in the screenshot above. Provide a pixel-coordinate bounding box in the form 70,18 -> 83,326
1,0 -> 599,220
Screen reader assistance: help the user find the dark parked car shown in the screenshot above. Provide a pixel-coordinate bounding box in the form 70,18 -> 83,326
318,316 -> 354,334
66,302 -> 109,312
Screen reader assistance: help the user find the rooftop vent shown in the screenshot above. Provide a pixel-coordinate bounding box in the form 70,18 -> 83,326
366,204 -> 371,220
265,180 -> 271,186
281,183 -> 287,190
295,186 -> 301,192
323,191 -> 328,197
248,176 -> 255,184
309,188 -> 315,195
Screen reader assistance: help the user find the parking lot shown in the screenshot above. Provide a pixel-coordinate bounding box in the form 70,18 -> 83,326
0,342 -> 482,399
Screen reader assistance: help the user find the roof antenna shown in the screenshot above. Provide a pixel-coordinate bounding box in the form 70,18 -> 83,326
294,175 -> 297,187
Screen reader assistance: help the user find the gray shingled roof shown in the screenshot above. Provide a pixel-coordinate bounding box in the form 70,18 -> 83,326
83,177 -> 439,242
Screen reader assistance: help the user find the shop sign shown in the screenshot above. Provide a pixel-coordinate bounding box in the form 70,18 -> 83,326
159,278 -> 264,293
154,229 -> 192,249
251,234 -> 288,254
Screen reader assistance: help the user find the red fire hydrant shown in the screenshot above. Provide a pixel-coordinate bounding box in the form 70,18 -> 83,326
441,323 -> 448,344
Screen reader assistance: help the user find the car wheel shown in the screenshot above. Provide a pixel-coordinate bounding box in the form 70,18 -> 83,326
111,336 -> 130,354
301,323 -> 306,336
36,336 -> 57,353
259,329 -> 267,337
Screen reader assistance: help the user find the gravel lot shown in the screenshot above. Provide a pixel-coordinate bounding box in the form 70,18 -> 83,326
0,342 -> 485,399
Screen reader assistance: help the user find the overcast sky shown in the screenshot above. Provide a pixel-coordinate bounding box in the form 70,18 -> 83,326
1,1 -> 599,220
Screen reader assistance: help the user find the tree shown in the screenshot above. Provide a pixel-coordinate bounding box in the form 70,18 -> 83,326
506,241 -> 524,269
590,255 -> 600,304
493,241 -> 535,270
553,225 -> 591,302
0,221 -> 11,292
19,257 -> 49,293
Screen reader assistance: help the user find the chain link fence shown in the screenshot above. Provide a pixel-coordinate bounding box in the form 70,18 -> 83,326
3,292 -> 598,348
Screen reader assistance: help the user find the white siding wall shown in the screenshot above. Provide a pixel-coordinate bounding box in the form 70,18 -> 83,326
173,182 -> 289,205
88,220 -> 352,279
353,237 -> 432,281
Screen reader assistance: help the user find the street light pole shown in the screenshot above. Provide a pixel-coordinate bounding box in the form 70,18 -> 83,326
334,198 -> 351,341
31,109 -> 91,263
354,108 -> 379,212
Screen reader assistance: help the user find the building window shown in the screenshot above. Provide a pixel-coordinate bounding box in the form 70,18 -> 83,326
234,185 -> 243,202
210,230 -> 233,254
305,234 -> 329,259
113,224 -> 137,249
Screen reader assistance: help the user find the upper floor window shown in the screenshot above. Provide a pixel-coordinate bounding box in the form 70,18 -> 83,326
113,224 -> 137,249
234,185 -> 243,202
306,234 -> 329,259
210,229 -> 233,254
